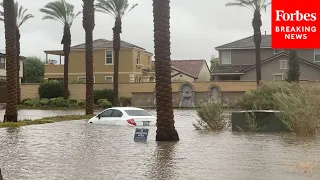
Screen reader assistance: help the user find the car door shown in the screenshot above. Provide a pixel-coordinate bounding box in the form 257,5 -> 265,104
98,109 -> 114,124
109,109 -> 123,125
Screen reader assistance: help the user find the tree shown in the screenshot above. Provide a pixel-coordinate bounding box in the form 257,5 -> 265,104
226,0 -> 270,86
40,0 -> 80,99
0,1 -> 34,103
22,56 -> 44,83
3,0 -> 18,122
210,55 -> 219,72
286,50 -> 300,83
153,0 -> 179,141
83,0 -> 95,115
95,0 -> 137,106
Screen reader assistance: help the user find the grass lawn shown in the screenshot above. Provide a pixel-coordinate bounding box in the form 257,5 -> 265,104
0,114 -> 94,128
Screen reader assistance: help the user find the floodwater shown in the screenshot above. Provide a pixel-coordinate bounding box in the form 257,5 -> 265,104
0,109 -> 320,180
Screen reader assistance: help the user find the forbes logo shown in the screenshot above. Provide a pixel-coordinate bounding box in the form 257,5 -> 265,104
275,10 -> 317,21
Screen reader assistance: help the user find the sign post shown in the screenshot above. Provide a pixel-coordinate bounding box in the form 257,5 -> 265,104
134,128 -> 149,142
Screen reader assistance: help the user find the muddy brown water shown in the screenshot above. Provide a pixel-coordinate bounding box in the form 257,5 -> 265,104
0,109 -> 320,180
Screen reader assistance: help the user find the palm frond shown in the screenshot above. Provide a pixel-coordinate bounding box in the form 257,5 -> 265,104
225,0 -> 271,12
0,1 -> 34,27
40,0 -> 80,26
15,1 -> 34,28
95,0 -> 137,19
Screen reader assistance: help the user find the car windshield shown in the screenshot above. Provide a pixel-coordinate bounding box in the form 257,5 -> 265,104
124,110 -> 152,116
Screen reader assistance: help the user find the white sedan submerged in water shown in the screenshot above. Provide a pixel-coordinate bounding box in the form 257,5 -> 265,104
88,107 -> 156,126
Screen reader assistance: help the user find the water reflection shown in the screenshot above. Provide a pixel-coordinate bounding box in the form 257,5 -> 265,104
1,110 -> 320,179
147,142 -> 178,180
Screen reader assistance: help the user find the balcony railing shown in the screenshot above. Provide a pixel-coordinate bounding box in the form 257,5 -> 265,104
45,64 -> 64,74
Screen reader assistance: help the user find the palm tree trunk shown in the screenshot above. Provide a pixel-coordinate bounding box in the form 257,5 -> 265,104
0,168 -> 3,180
252,9 -> 262,86
3,0 -> 18,122
61,24 -> 71,99
16,29 -> 21,104
112,17 -> 121,106
153,0 -> 179,141
83,0 -> 95,115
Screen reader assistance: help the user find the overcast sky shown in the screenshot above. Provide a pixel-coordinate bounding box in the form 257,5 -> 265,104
0,0 -> 271,63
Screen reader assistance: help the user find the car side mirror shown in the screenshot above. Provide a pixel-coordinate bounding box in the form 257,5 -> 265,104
97,114 -> 101,119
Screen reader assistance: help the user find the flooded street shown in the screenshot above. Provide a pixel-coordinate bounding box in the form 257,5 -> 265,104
0,109 -> 320,180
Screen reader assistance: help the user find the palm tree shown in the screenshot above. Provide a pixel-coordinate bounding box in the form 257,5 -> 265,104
40,0 -> 80,99
226,0 -> 270,86
82,0 -> 95,115
153,0 -> 179,141
3,0 -> 18,122
0,1 -> 34,104
95,0 -> 137,106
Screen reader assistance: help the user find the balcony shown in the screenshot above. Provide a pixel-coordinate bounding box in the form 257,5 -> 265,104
45,64 -> 64,74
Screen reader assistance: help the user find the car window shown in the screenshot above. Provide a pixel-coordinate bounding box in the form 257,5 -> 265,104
100,109 -> 113,117
111,110 -> 123,117
124,110 -> 152,116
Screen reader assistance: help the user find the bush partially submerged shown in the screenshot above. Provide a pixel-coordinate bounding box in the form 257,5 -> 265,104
235,81 -> 301,110
193,101 -> 226,131
274,86 -> 320,136
236,81 -> 320,136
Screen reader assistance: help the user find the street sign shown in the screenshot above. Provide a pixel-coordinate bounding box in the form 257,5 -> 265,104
134,128 -> 149,142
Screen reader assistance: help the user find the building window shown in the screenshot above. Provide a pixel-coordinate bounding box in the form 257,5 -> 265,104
78,76 -> 95,83
274,74 -> 283,80
105,76 -> 113,83
279,60 -> 287,69
78,77 -> 86,83
274,49 -> 284,54
105,50 -> 113,64
315,49 -> 320,62
221,50 -> 231,64
136,51 -> 140,64
0,57 -> 5,69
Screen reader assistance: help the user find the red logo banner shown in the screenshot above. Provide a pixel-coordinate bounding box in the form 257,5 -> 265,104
272,0 -> 320,49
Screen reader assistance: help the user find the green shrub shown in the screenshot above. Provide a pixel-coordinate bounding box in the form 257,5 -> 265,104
274,87 -> 320,136
235,81 -> 301,110
94,89 -> 114,105
40,98 -> 49,106
55,97 -> 69,107
193,101 -> 226,131
21,98 -> 32,104
23,99 -> 35,106
98,99 -> 112,109
120,96 -> 131,107
49,98 -> 58,106
70,99 -> 78,106
77,100 -> 85,107
38,80 -> 69,99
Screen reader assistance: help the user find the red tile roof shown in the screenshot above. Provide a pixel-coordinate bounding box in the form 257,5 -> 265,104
171,60 -> 208,78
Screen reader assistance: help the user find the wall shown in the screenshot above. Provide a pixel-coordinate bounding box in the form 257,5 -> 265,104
219,48 -> 316,65
171,73 -> 195,82
196,63 -> 210,81
20,81 -> 257,100
241,55 -> 320,81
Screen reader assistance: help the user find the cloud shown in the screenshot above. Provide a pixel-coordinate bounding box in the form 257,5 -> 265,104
0,0 -> 272,63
